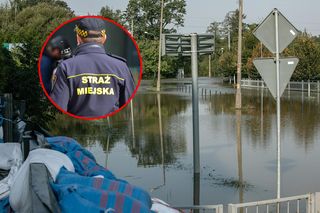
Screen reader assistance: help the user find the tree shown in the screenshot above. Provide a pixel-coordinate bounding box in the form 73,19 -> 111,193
221,10 -> 246,43
217,51 -> 237,78
125,0 -> 186,39
0,47 -> 17,92
0,2 -> 74,125
245,43 -> 272,79
284,33 -> 320,80
138,39 -> 178,78
12,2 -> 73,44
100,5 -> 124,25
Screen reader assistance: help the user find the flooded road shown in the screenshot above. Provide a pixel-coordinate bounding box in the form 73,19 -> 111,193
50,79 -> 320,206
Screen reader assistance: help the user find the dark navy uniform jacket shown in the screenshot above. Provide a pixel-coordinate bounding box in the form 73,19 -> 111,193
50,42 -> 135,117
40,53 -> 56,92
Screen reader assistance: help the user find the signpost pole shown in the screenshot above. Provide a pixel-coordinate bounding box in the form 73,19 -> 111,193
208,54 -> 212,78
274,9 -> 281,200
191,33 -> 200,175
235,0 -> 243,109
253,8 -> 299,203
156,0 -> 164,92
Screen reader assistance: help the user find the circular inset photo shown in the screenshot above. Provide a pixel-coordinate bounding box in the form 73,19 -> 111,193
38,16 -> 142,120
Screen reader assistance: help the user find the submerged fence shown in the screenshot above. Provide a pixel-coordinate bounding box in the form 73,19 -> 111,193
175,192 -> 320,213
228,193 -> 312,213
175,204 -> 223,213
240,79 -> 320,95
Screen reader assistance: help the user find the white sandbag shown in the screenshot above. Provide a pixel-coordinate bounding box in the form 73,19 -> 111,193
9,148 -> 75,213
0,143 -> 22,200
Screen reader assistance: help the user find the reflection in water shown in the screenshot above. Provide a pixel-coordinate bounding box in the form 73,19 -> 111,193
151,94 -> 166,191
236,109 -> 244,205
208,89 -> 320,150
130,100 -> 135,149
194,173 -> 200,211
105,134 -> 110,166
260,89 -> 264,144
49,85 -> 320,205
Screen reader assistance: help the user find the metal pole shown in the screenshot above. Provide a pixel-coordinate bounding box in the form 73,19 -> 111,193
208,54 -> 212,78
3,93 -> 13,142
191,33 -> 200,175
130,100 -> 135,147
308,80 -> 311,98
228,26 -> 231,51
156,0 -> 164,92
235,0 -> 243,109
275,9 -> 281,200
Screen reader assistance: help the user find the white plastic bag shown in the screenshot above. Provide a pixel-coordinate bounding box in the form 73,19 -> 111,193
0,143 -> 22,199
9,148 -> 75,213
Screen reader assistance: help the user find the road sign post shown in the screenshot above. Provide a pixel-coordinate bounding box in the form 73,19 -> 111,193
253,8 -> 299,200
191,33 -> 200,175
162,33 -> 214,175
275,10 -> 281,200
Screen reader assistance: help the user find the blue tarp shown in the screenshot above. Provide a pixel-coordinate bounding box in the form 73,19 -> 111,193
55,168 -> 152,208
0,197 -> 10,213
46,136 -> 117,180
51,184 -> 153,213
47,136 -> 153,212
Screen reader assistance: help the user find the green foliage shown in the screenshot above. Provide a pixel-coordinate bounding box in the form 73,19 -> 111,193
125,0 -> 186,39
138,39 -> 178,79
12,2 -> 73,44
0,47 -> 17,92
217,51 -> 237,77
100,5 -> 125,25
0,1 -> 74,125
285,33 -> 320,80
205,10 -> 320,81
222,10 -> 246,42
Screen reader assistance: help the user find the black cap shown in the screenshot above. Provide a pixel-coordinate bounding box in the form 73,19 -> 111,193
76,18 -> 106,38
49,35 -> 71,50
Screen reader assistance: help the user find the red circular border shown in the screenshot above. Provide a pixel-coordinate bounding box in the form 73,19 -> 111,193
38,15 -> 143,121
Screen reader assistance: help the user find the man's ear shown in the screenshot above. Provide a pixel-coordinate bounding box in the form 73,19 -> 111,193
102,34 -> 107,44
76,34 -> 82,45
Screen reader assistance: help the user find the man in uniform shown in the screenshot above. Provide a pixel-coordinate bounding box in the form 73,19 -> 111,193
41,36 -> 71,93
50,18 -> 135,117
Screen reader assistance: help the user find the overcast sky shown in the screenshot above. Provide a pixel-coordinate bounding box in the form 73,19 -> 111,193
1,0 -> 320,35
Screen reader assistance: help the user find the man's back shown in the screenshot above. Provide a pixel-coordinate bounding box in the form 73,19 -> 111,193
50,42 -> 135,117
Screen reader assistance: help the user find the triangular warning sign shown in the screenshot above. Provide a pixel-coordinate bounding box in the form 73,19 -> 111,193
253,57 -> 299,99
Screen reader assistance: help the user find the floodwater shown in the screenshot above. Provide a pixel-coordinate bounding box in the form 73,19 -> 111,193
49,78 -> 320,206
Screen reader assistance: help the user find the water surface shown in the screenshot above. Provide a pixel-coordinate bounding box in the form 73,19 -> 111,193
50,80 -> 320,206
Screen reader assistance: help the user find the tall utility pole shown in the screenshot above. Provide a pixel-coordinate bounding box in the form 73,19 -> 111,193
228,26 -> 231,51
235,0 -> 243,109
208,54 -> 212,78
156,0 -> 165,92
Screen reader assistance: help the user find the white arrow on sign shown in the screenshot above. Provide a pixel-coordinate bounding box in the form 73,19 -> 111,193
253,57 -> 299,99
